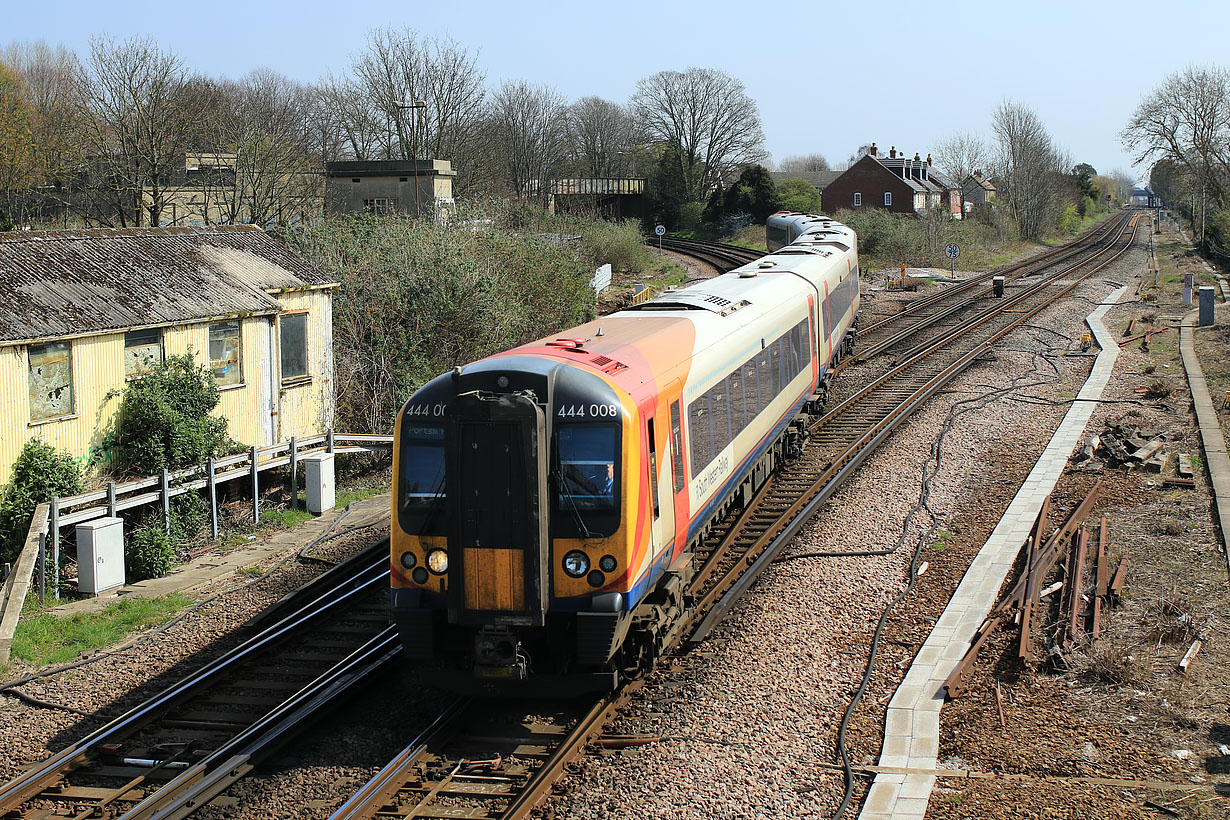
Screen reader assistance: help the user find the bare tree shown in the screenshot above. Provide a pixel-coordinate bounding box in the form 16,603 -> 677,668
196,69 -> 320,226
344,28 -> 486,181
73,36 -> 209,227
0,61 -> 38,226
1109,168 -> 1136,203
991,100 -> 1064,238
567,96 -> 636,177
777,153 -> 830,173
487,80 -> 569,202
1122,66 -> 1230,243
630,67 -> 766,201
931,131 -> 989,184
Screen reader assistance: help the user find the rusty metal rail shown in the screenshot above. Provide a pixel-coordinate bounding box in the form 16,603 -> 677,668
0,540 -> 393,819
650,236 -> 764,273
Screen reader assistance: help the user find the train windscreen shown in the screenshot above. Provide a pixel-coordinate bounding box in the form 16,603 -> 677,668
555,423 -> 620,537
399,422 -> 445,535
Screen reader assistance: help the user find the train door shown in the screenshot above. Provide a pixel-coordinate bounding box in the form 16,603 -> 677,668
645,406 -> 674,561
666,385 -> 689,558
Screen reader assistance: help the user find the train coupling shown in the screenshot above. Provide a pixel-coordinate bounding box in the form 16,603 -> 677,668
472,625 -> 529,680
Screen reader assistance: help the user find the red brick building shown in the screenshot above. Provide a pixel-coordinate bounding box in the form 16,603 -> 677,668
822,146 -> 962,217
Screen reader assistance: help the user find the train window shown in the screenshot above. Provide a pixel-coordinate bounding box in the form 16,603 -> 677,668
555,423 -> 621,538
808,317 -> 816,367
689,396 -> 712,475
398,422 -> 446,536
647,419 -> 660,520
670,401 -> 685,493
726,371 -> 744,440
460,421 -> 530,550
742,359 -> 759,425
757,349 -> 772,414
771,342 -> 782,397
712,380 -> 732,453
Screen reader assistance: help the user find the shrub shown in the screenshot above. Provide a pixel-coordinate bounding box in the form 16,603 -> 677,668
126,524 -> 174,581
170,492 -> 208,543
0,440 -> 81,565
110,354 -> 230,475
573,218 -> 653,274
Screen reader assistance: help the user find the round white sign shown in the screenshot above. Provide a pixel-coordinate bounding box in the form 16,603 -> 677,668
654,225 -> 666,236
945,243 -> 960,259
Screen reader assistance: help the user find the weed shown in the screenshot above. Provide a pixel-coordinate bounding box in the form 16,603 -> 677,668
260,508 -> 312,529
11,593 -> 192,667
1144,380 -> 1171,399
1143,364 -> 1156,375
235,565 -> 263,577
335,487 -> 384,509
1143,590 -> 1205,644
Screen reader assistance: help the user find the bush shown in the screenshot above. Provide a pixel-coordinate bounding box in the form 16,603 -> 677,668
716,211 -> 753,237
573,218 -> 653,274
126,524 -> 174,582
0,440 -> 81,565
110,354 -> 230,475
170,492 -> 208,543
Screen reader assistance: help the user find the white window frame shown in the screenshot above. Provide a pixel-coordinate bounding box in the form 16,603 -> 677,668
853,192 -> 862,206
884,192 -> 892,206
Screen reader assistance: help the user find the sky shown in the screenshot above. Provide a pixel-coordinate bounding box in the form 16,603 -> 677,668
5,0 -> 1227,185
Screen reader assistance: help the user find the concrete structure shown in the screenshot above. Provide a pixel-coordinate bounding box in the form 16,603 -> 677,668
1180,309 -> 1230,575
325,159 -> 456,222
0,226 -> 338,483
859,284 -> 1132,820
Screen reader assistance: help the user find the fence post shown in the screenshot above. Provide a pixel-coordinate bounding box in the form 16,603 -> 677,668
290,435 -> 298,510
207,456 -> 218,541
50,497 -> 59,601
37,532 -> 45,607
326,428 -> 334,454
161,469 -> 171,535
107,481 -> 117,518
250,445 -> 260,524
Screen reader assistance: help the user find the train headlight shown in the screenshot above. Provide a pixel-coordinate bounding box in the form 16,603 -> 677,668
399,551 -> 417,570
426,549 -> 449,574
562,550 -> 589,578
411,567 -> 429,585
599,554 -> 617,572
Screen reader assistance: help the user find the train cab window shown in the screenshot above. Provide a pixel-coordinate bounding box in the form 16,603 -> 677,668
555,424 -> 621,537
398,421 -> 446,535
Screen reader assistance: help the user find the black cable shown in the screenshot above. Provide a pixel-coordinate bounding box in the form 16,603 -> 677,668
830,366 -> 1052,819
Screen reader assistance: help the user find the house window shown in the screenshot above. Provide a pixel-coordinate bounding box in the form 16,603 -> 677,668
124,328 -> 163,379
29,341 -> 73,421
853,192 -> 862,206
884,192 -> 892,206
209,321 -> 242,386
279,312 -> 309,382
364,198 -> 398,216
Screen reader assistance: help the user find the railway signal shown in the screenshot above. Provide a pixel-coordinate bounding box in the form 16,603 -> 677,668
945,243 -> 960,276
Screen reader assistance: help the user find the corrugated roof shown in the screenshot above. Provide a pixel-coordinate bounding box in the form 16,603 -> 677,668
0,225 -> 336,343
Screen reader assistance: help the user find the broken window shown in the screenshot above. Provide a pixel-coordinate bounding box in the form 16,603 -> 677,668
124,328 -> 163,379
279,312 -> 308,382
209,321 -> 242,386
29,341 -> 73,421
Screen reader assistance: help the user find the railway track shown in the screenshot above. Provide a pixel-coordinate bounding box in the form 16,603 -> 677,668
2,214 -> 1142,820
649,236 -> 764,273
0,540 -> 395,820
845,212 -> 1134,370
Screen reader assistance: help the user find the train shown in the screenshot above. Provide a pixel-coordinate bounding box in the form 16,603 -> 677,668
389,211 -> 860,695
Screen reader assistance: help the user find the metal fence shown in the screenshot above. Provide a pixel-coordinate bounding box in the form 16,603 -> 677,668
0,430 -> 392,664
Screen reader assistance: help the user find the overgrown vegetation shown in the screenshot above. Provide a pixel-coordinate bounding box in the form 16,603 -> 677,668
284,206 -> 604,433
10,592 -> 191,666
125,524 -> 174,581
108,353 -> 231,475
0,440 -> 80,566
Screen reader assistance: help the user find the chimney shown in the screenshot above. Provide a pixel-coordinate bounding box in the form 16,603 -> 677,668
889,146 -> 897,159
869,142 -> 878,157
914,153 -> 921,162
926,153 -> 933,166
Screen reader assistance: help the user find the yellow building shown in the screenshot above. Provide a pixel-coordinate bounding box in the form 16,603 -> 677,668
0,226 -> 338,483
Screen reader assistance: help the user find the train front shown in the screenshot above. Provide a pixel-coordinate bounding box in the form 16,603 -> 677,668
390,355 -> 637,696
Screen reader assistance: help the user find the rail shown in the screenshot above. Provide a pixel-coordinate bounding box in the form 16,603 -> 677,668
0,429 -> 391,665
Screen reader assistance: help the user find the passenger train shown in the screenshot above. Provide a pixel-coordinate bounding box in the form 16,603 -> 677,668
390,211 -> 860,694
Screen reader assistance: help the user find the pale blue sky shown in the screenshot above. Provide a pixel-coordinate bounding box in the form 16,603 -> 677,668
5,0 -> 1225,183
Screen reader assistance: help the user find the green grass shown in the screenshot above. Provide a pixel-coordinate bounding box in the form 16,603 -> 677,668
335,487 -> 385,509
11,593 -> 193,667
259,508 -> 313,529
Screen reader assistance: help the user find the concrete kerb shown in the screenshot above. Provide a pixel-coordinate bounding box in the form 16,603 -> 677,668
856,285 -> 1131,820
41,493 -> 392,618
1179,311 -> 1230,577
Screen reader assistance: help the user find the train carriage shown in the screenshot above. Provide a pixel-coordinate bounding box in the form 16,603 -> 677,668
391,213 -> 860,694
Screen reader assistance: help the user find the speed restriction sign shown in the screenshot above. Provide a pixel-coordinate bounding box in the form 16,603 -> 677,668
945,243 -> 960,259
654,225 -> 666,236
